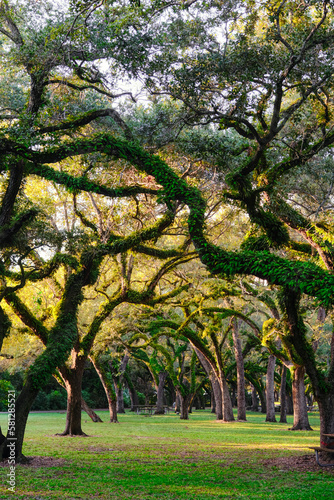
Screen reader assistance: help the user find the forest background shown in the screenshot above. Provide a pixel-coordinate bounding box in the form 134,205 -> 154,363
0,0 -> 334,464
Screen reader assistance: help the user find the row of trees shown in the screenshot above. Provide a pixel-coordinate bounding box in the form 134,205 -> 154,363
0,0 -> 334,461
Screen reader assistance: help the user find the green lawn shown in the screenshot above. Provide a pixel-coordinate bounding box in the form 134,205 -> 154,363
0,410 -> 332,499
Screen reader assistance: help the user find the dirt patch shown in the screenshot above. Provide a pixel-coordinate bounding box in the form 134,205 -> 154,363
0,456 -> 69,468
263,453 -> 334,473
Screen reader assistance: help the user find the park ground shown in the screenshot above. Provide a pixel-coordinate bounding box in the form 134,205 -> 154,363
0,410 -> 333,500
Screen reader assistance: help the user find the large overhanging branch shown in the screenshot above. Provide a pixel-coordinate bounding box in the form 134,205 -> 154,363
25,163 -> 159,199
34,108 -> 134,141
4,133 -> 334,306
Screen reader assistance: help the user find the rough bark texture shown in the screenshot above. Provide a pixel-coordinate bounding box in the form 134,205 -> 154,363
279,365 -> 287,424
59,362 -> 87,436
289,366 -> 312,431
232,319 -> 247,421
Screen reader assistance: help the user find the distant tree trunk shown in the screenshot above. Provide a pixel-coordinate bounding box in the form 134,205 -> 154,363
111,354 -> 129,414
194,347 -> 223,419
174,394 -> 180,413
266,355 -> 277,422
279,365 -> 287,424
125,373 -> 140,411
289,366 -> 312,431
251,385 -> 259,411
232,319 -> 246,421
81,398 -> 103,422
155,371 -> 167,414
211,389 -> 216,413
90,356 -> 118,423
287,392 -> 294,415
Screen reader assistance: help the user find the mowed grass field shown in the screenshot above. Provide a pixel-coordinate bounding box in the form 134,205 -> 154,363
0,409 -> 332,499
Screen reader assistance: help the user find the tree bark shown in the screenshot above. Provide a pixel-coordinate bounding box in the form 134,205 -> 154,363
221,376 -> 235,421
0,378 -> 39,462
81,398 -> 103,423
266,354 -> 277,422
279,365 -> 287,424
232,319 -> 247,421
111,354 -> 129,414
178,390 -> 192,420
289,366 -> 312,431
59,362 -> 87,436
155,371 -> 167,414
251,384 -> 259,411
125,373 -> 140,411
90,356 -> 118,423
194,347 -> 223,419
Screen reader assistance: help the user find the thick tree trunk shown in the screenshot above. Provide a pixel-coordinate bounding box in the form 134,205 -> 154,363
155,371 -> 167,414
0,378 -> 39,462
81,398 -> 103,422
221,376 -> 235,422
318,393 -> 334,441
59,364 -> 86,436
232,319 -> 247,421
279,365 -> 287,424
178,391 -> 192,420
265,354 -> 277,422
289,366 -> 312,431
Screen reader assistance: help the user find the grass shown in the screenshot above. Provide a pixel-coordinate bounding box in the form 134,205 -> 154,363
0,409 -> 333,499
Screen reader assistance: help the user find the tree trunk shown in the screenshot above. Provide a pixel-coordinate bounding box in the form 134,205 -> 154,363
125,374 -> 140,411
0,378 -> 39,462
155,371 -> 167,414
59,364 -> 86,436
194,347 -> 223,420
114,383 -> 125,413
111,354 -> 129,414
178,391 -> 192,420
81,398 -> 103,422
318,393 -> 334,441
174,394 -> 180,413
232,319 -> 247,421
90,356 -> 118,423
221,376 -> 235,422
279,365 -> 287,424
265,354 -> 277,422
251,385 -> 259,411
211,389 -> 216,413
289,366 -> 312,431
